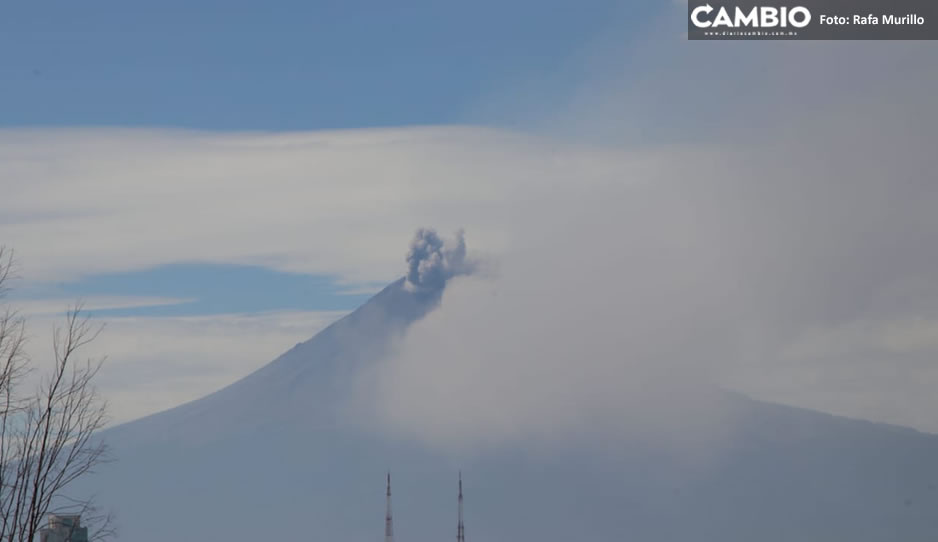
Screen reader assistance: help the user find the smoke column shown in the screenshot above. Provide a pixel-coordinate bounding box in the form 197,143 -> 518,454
404,228 -> 471,292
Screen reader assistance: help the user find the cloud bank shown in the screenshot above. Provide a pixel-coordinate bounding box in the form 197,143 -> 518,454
0,126 -> 615,286
347,39 -> 938,450
354,135 -> 938,454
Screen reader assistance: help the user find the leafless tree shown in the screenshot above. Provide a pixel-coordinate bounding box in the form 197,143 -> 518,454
0,248 -> 114,541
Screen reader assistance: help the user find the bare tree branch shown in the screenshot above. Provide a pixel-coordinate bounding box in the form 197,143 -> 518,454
0,248 -> 113,542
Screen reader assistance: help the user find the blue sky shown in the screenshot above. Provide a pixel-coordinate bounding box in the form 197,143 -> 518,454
0,0 -> 636,130
2,0 -> 647,319
43,263 -> 377,317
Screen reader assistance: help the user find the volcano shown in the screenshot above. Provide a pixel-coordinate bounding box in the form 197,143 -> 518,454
84,261 -> 938,542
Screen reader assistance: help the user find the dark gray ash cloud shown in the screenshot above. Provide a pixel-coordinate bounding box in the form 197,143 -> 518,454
404,228 -> 470,292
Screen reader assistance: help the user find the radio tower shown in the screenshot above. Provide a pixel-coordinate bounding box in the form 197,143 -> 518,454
385,472 -> 394,542
457,472 -> 465,542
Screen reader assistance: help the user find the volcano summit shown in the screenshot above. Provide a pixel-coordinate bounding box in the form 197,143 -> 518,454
79,230 -> 938,542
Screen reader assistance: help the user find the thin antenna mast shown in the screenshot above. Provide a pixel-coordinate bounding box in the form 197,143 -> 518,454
457,471 -> 465,542
385,472 -> 394,542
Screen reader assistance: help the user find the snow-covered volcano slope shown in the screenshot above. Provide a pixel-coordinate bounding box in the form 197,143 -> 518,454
104,277 -> 439,446
85,276 -> 938,542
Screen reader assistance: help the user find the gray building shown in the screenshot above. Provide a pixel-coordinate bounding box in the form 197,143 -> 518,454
38,515 -> 89,542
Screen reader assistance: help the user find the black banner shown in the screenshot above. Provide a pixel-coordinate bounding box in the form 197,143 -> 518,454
687,0 -> 938,40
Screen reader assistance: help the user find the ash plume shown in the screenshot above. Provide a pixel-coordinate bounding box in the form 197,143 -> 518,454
404,228 -> 471,292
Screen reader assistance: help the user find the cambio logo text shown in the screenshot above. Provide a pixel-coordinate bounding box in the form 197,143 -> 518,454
691,4 -> 812,28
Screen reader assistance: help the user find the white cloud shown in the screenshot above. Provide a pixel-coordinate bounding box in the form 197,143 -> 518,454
347,107 -> 938,447
15,295 -> 192,316
0,126 -> 631,286
20,309 -> 348,426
